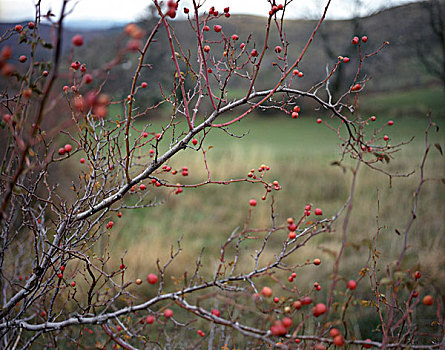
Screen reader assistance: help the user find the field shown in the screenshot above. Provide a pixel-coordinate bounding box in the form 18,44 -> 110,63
103,87 -> 444,303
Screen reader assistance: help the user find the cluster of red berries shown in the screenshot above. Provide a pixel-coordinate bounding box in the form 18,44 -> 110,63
166,0 -> 178,18
269,3 -> 284,16
197,329 -> 205,337
292,68 -> 304,77
270,317 -> 292,336
291,105 -> 300,119
351,35 -> 368,45
58,143 -> 73,156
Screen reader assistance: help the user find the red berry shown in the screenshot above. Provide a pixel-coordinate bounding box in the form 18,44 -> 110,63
343,57 -> 350,63
71,281 -> 76,287
312,303 -> 327,317
72,34 -> 84,46
329,328 -> 340,337
316,118 -> 322,124
28,22 -> 35,29
346,280 -> 357,290
203,25 -> 210,32
204,45 -> 210,53
146,315 -> 155,324
298,71 -> 304,77
147,273 -> 158,284
293,300 -> 302,309
314,208 -> 322,216
301,296 -> 312,305
351,83 -> 362,91
58,148 -> 66,156
60,266 -> 65,272
363,339 -> 373,348
361,35 -> 368,43
261,286 -> 272,298
249,199 -> 257,207
313,258 -> 321,265
333,335 -> 345,346
273,297 -> 279,303
19,55 -> 27,63
64,144 -> 72,153
282,317 -> 292,328
383,135 -> 389,141
214,25 -> 222,32
274,46 -> 282,53
251,49 -> 258,57
288,223 -> 297,231
232,34 -> 239,41
388,120 -> 394,126
291,112 -> 299,119
371,116 -> 376,121
270,321 -> 287,336
240,43 -> 246,49
183,7 -> 189,14
192,138 -> 198,145
156,133 -> 162,140
83,74 -> 93,84
288,231 -> 296,239
136,278 -> 142,285
57,273 -> 63,279
351,36 -> 359,45
164,309 -> 173,318
14,25 -> 23,32
139,184 -> 146,191
293,106 -> 301,113
423,295 -> 433,306
211,308 -> 220,317
141,82 -> 147,88
224,7 -> 230,13
120,264 -> 125,270
106,221 -> 114,229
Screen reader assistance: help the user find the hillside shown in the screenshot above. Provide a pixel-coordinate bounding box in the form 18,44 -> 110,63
1,2 -> 442,107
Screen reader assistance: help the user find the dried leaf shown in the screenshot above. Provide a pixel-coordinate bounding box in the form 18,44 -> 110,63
434,143 -> 443,155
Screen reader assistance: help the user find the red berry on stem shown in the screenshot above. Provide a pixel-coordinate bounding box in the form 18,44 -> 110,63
164,309 -> 173,318
249,199 -> 257,207
313,258 -> 321,265
314,208 -> 322,216
214,25 -> 222,32
343,57 -> 350,63
362,35 -> 368,43
351,36 -> 359,45
363,339 -> 373,348
316,118 -> 322,124
288,231 -> 296,239
232,34 -> 239,41
211,309 -> 220,317
146,315 -> 155,324
346,280 -> 357,290
388,120 -> 394,126
192,138 -> 198,145
251,49 -> 258,57
333,335 -> 345,346
64,144 -> 72,153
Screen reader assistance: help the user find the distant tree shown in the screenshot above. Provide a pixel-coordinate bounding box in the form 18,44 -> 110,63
416,0 -> 445,93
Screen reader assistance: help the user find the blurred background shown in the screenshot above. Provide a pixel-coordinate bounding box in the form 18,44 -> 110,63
1,0 -> 444,342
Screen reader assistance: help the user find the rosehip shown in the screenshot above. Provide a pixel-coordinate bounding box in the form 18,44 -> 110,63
314,208 -> 322,215
261,286 -> 272,297
316,118 -> 322,124
214,25 -> 222,32
164,309 -> 173,318
251,49 -> 258,57
312,303 -> 326,317
72,34 -> 84,46
351,36 -> 359,45
147,273 -> 158,284
249,199 -> 257,207
346,280 -> 357,290
362,35 -> 368,43
211,308 -> 220,317
423,295 -> 433,305
146,315 -> 155,324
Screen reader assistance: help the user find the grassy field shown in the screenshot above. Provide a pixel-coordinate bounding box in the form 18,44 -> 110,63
106,87 -> 444,290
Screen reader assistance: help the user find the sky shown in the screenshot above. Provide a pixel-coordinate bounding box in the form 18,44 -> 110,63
0,0 -> 421,26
